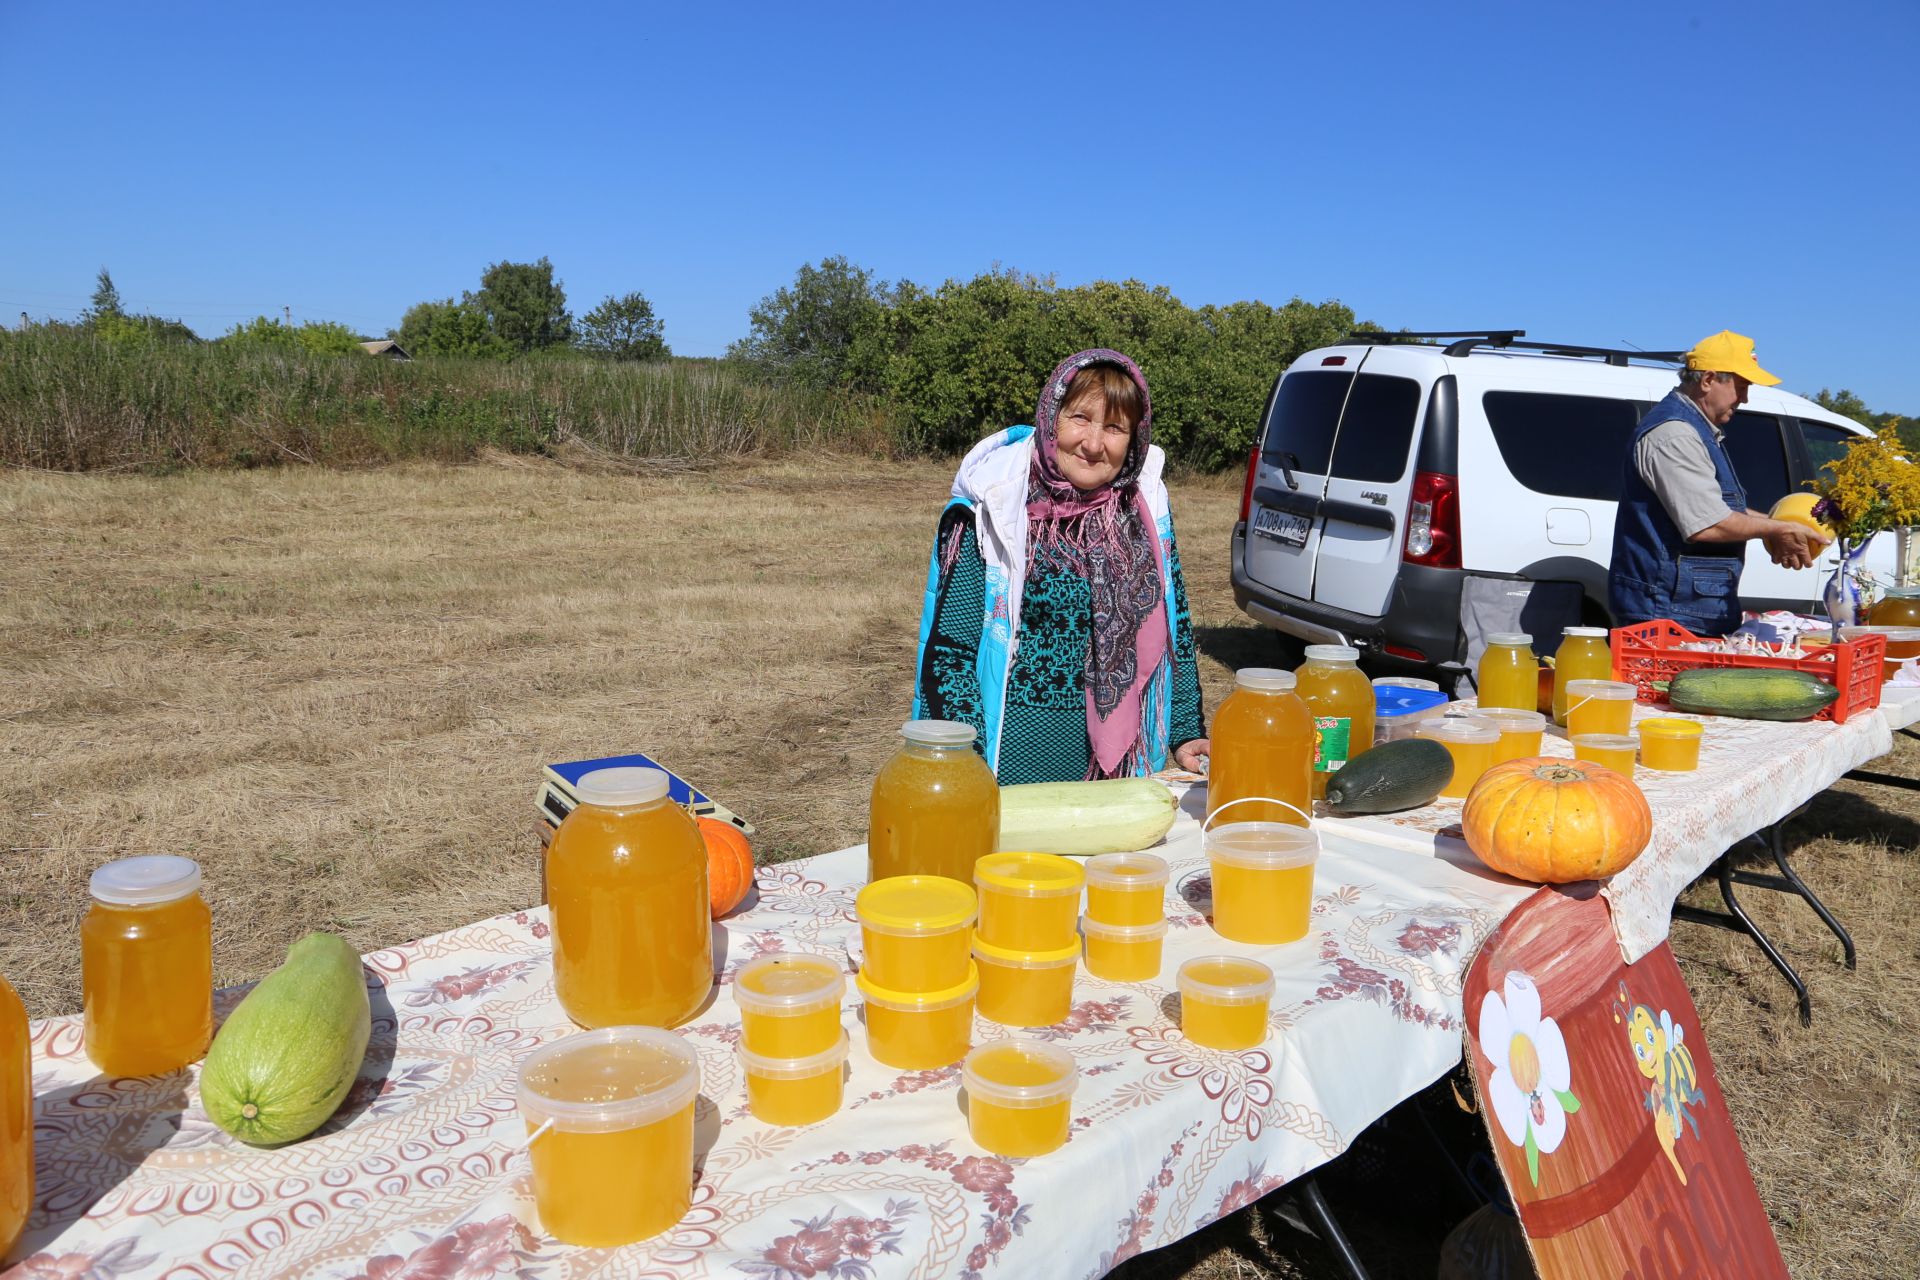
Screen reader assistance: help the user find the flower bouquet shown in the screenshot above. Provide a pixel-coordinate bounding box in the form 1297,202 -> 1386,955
1803,423 -> 1920,635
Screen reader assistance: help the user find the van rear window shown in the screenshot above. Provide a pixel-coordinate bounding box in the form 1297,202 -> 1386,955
1483,391 -> 1641,501
1261,370 -> 1351,473
1329,374 -> 1421,483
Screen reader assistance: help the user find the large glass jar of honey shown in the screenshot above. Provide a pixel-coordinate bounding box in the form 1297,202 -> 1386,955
1294,645 -> 1375,800
1207,668 -> 1313,826
1,971 -> 29,1258
548,767 -> 713,1030
1552,627 -> 1613,726
1868,587 -> 1920,628
867,721 -> 999,884
1477,633 -> 1539,712
81,855 -> 213,1078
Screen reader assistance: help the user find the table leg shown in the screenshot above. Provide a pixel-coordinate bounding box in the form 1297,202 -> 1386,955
1673,852 -> 1813,1027
1760,823 -> 1857,969
1275,1173 -> 1373,1280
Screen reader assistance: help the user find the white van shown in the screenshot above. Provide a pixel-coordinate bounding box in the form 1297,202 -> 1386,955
1229,331 -> 1882,671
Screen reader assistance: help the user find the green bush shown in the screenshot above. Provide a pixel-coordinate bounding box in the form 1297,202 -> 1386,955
739,262 -> 1370,469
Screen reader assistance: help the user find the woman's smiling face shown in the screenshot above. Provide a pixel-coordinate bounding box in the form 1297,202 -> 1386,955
1054,386 -> 1134,491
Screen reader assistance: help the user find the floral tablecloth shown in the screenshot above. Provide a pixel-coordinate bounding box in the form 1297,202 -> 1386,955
8,825 -> 1530,1280
1316,702 -> 1894,963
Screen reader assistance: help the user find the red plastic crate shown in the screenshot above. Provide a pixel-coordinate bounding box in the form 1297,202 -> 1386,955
1609,619 -> 1885,724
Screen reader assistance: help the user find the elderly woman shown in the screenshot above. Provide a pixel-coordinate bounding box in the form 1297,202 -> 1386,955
911,349 -> 1209,783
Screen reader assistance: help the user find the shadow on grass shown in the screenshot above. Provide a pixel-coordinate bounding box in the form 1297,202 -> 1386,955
1194,624 -> 1294,674
1798,780 -> 1920,851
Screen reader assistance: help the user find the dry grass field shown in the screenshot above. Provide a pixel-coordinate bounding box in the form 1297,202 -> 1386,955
2,456 -> 1915,1278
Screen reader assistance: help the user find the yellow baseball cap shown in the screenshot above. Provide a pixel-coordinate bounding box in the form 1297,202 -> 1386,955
1685,330 -> 1780,386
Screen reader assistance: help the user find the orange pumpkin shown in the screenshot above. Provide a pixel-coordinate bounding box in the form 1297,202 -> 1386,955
1461,756 -> 1652,883
699,816 -> 755,918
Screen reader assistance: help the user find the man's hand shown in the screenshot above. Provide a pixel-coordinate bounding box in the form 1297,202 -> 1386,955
1762,522 -> 1829,570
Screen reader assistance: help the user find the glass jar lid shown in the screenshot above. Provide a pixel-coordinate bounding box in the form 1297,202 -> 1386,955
1235,667 -> 1296,691
89,855 -> 202,906
900,720 -> 977,748
575,767 -> 670,807
1302,644 -> 1359,663
1486,633 -> 1533,647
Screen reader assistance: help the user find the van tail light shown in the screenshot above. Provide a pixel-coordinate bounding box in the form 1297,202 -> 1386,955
1239,445 -> 1260,525
1403,471 -> 1460,569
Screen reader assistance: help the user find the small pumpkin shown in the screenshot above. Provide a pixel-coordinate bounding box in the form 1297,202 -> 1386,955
1461,756 -> 1651,883
699,816 -> 755,918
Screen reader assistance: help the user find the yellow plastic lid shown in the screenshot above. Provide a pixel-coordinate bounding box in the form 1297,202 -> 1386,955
971,935 -> 1081,969
1637,718 -> 1704,740
856,961 -> 979,1012
856,875 -> 977,936
975,852 -> 1085,899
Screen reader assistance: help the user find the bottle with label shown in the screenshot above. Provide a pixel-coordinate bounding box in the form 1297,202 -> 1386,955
1477,633 -> 1539,712
82,855 -> 214,1077
1552,626 -> 1613,726
867,721 -> 1000,884
1295,645 -> 1375,799
1,970 -> 28,1258
548,767 -> 714,1030
1207,668 -> 1314,826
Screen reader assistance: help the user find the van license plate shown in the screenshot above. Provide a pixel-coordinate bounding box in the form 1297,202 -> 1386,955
1253,507 -> 1311,548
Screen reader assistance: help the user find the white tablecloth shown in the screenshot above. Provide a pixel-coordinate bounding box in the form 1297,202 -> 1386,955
10,819 -> 1529,1279
1315,703 -> 1893,963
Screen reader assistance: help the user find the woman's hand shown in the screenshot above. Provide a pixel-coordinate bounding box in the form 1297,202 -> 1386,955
1173,738 -> 1211,773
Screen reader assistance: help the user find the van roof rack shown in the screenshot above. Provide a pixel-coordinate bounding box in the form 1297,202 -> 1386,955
1345,330 -> 1686,367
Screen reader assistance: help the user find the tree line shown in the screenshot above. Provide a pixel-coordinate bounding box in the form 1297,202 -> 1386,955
33,259 -> 1912,471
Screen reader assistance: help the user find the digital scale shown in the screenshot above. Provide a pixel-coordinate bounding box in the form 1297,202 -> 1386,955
534,751 -> 753,844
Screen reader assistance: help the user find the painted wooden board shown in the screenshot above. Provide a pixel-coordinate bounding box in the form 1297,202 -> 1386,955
1464,887 -> 1789,1278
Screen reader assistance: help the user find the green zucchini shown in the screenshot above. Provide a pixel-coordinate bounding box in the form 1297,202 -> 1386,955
997,778 -> 1177,855
199,932 -> 372,1147
1664,668 -> 1838,722
1322,738 -> 1454,814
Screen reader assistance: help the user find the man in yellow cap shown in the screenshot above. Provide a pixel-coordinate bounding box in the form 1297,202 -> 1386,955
1608,331 -> 1829,635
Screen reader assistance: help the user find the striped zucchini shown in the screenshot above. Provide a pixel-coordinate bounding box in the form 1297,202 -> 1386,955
996,778 -> 1177,856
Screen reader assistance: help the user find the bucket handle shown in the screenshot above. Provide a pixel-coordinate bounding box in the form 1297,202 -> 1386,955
1203,796 -> 1311,832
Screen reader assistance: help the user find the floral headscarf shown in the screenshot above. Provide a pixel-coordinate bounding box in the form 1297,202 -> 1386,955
1027,349 -> 1168,778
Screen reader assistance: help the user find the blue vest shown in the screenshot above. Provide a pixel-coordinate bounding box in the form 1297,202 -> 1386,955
1608,388 -> 1748,636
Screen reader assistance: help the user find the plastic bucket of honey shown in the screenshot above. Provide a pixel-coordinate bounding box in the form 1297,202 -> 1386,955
738,1032 -> 849,1128
972,936 -> 1079,1028
1203,798 -> 1318,945
1080,916 -> 1168,982
973,852 -> 1085,952
517,1027 -> 701,1247
856,962 -> 978,1070
1082,852 -> 1169,926
962,1036 -> 1078,1158
1637,718 -> 1704,772
1177,957 -> 1274,1051
856,875 -> 976,993
734,952 -> 846,1059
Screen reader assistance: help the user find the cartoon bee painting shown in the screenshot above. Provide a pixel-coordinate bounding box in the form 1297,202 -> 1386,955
1614,980 -> 1707,1185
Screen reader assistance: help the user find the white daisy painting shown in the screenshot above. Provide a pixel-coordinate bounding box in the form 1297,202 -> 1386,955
1478,969 -> 1581,1186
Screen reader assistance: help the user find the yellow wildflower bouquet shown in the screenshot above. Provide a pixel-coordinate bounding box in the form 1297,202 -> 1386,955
1807,422 -> 1920,543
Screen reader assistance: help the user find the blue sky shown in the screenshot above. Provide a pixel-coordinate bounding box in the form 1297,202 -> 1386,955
4,1 -> 1916,409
